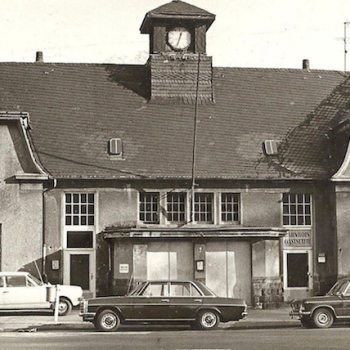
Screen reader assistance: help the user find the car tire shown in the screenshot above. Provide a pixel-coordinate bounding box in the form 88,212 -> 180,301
197,310 -> 220,330
58,297 -> 72,316
312,308 -> 334,328
96,310 -> 121,332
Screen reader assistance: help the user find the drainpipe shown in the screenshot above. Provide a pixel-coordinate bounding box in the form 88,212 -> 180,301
42,178 -> 57,282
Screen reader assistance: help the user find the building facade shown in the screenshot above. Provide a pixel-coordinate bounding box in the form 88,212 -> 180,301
1,0 -> 350,307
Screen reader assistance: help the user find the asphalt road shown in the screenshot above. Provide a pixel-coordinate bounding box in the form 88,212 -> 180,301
1,326 -> 350,350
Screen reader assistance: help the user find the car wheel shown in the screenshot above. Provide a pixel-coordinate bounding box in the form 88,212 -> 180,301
96,310 -> 121,332
197,310 -> 219,330
58,297 -> 72,316
312,308 -> 334,328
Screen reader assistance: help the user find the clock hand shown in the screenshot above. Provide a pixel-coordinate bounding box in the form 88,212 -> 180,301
177,32 -> 183,46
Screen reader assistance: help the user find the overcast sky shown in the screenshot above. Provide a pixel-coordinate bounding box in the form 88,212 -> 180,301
0,0 -> 349,71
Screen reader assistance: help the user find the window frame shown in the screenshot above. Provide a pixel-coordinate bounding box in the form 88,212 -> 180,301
282,193 -> 312,227
194,192 -> 214,223
166,192 -> 187,223
63,192 -> 96,250
139,192 -> 160,224
220,192 -> 240,224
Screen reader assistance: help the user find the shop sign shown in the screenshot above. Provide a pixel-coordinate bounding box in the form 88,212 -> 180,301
283,231 -> 312,247
119,263 -> 129,274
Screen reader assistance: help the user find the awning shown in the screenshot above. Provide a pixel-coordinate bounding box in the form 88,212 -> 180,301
103,226 -> 287,240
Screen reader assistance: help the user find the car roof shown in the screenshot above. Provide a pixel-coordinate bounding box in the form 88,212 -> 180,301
0,272 -> 30,276
139,280 -> 198,283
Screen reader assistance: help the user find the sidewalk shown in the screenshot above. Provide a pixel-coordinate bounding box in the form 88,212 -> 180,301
0,307 -> 300,332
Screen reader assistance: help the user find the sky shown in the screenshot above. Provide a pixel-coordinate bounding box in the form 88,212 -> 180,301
0,0 -> 349,71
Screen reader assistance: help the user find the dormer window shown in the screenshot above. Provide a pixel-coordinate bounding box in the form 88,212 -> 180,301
263,140 -> 278,156
109,138 -> 122,156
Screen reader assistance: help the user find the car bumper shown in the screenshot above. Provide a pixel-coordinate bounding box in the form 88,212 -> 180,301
80,312 -> 96,322
290,310 -> 311,319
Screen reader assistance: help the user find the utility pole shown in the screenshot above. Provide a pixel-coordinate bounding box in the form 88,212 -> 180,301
344,21 -> 350,75
191,53 -> 201,223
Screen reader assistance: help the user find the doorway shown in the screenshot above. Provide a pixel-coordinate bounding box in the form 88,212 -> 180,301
63,250 -> 95,298
283,250 -> 313,300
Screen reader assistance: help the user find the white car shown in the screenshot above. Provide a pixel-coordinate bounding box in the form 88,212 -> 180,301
0,272 -> 83,316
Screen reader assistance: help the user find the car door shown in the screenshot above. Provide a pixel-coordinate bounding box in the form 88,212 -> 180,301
340,281 -> 350,318
0,276 -> 5,306
133,282 -> 171,320
3,274 -> 47,309
168,282 -> 203,320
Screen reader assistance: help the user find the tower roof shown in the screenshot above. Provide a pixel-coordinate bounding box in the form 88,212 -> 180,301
140,0 -> 215,34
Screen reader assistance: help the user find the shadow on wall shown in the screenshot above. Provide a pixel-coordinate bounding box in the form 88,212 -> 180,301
105,64 -> 150,100
18,236 -> 110,296
19,259 -> 45,282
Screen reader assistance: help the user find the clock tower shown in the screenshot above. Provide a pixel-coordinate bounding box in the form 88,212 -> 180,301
140,0 -> 215,102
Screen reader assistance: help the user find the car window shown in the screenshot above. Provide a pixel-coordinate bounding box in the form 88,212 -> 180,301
170,282 -> 201,297
27,278 -> 37,287
0,277 -> 4,288
141,282 -> 168,297
6,276 -> 27,287
343,282 -> 350,296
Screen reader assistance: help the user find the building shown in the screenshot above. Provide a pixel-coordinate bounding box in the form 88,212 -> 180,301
1,0 -> 350,307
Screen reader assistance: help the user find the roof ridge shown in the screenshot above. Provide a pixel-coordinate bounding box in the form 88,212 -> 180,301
214,66 -> 346,74
0,61 -> 345,75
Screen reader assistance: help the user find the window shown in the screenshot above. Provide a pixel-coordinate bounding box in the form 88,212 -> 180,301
194,193 -> 213,223
6,276 -> 26,288
170,282 -> 201,297
67,231 -> 93,248
283,193 -> 311,226
167,192 -> 186,222
141,282 -> 168,297
221,193 -> 240,222
139,192 -> 159,223
65,193 -> 95,226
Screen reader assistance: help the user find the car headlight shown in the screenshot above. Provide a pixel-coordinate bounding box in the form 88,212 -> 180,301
299,302 -> 305,312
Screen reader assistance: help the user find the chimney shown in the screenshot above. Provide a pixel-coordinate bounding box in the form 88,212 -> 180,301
36,51 -> 44,63
302,59 -> 310,70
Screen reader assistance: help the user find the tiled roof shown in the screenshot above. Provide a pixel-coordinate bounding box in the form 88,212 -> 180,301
140,0 -> 215,33
146,0 -> 214,17
0,62 -> 346,180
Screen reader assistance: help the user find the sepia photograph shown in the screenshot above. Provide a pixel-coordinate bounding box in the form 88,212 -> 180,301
0,0 -> 350,349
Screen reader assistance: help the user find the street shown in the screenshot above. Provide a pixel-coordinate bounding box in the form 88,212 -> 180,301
1,326 -> 350,350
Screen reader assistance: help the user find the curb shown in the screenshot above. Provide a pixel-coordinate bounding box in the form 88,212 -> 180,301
8,321 -> 300,333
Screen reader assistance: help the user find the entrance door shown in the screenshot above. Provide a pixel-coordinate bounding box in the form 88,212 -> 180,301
63,251 -> 95,298
283,250 -> 313,300
133,242 -> 193,281
205,241 -> 252,303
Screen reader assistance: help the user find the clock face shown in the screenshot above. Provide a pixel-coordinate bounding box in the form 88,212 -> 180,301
167,27 -> 191,51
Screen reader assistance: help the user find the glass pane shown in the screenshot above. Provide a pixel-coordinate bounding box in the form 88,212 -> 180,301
67,231 -> 93,248
88,216 -> 94,226
88,194 -> 94,203
65,205 -> 71,214
287,253 -> 308,287
65,193 -> 72,203
73,216 -> 79,225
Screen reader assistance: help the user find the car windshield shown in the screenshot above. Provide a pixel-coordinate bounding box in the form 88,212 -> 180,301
28,274 -> 44,286
127,282 -> 147,296
327,280 -> 349,296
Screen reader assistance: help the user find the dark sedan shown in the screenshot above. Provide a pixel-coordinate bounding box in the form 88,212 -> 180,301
290,277 -> 350,328
80,280 -> 247,331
